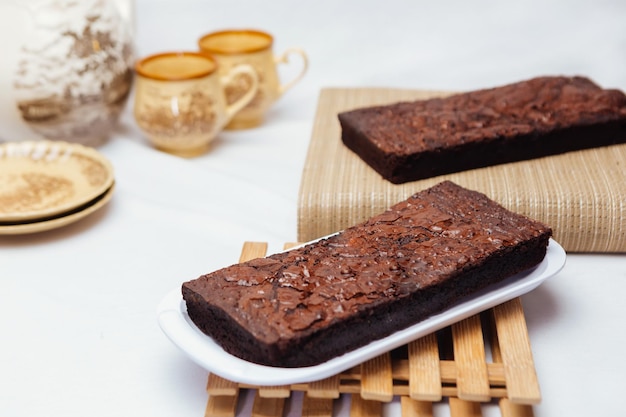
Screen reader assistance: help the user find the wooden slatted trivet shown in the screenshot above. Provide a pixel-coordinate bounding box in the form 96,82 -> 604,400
204,242 -> 542,417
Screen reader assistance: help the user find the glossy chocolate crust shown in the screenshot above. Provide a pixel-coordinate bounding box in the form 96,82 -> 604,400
182,181 -> 552,367
338,76 -> 626,184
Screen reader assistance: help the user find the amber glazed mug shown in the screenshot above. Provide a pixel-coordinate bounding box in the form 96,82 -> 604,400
198,29 -> 308,129
134,51 -> 258,157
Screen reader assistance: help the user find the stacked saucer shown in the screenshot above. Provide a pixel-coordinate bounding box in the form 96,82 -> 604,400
0,141 -> 115,235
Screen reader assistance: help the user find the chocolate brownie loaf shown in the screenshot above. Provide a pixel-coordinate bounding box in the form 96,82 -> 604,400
338,76 -> 626,184
182,181 -> 552,367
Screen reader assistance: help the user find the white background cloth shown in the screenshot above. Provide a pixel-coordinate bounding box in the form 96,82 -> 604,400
2,0 -> 625,416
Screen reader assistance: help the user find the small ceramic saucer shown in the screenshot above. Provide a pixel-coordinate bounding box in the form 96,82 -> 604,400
0,141 -> 114,222
0,182 -> 115,235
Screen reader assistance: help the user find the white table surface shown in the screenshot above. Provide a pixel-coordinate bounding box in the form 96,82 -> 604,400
2,1 -> 625,416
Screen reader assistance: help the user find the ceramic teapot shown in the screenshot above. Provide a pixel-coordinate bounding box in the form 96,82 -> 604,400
0,0 -> 134,146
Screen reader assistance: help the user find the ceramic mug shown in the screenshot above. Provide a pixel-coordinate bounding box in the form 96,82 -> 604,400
198,29 -> 308,129
134,52 -> 258,157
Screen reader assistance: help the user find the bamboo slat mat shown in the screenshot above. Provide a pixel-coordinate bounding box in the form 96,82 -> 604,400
203,242 -> 542,417
297,87 -> 626,253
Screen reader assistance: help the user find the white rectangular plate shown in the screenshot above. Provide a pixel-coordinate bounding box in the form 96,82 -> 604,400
157,239 -> 565,385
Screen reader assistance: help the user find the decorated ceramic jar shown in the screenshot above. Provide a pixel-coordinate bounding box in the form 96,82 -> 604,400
0,0 -> 134,146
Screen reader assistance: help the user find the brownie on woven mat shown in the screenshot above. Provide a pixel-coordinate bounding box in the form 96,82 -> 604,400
338,76 -> 626,184
182,181 -> 552,367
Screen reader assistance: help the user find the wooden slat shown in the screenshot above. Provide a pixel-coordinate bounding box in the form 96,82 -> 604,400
492,298 -> 541,405
408,332 -> 442,401
239,241 -> 269,262
350,395 -> 383,417
206,373 -> 238,396
258,385 -> 291,398
301,395 -> 335,417
498,398 -> 535,417
397,359 -> 506,385
242,357 -> 510,398
452,315 -> 491,402
400,396 -> 433,417
256,382 -> 509,399
251,393 -> 286,417
244,379 -> 509,399
449,397 -> 482,417
307,374 -> 341,399
360,352 -> 394,402
205,393 -> 239,417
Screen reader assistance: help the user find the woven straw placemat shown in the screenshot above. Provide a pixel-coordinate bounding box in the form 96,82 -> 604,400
297,87 -> 626,253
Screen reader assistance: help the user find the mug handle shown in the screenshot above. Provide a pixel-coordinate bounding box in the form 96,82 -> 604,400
275,48 -> 309,96
221,64 -> 259,120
